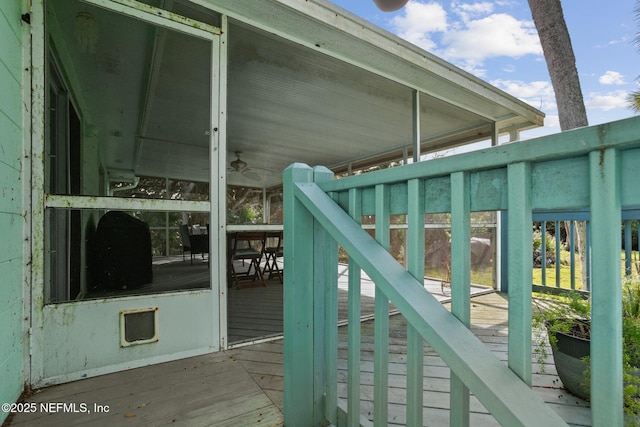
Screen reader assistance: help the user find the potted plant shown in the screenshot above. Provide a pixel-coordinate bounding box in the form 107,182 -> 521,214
532,281 -> 640,421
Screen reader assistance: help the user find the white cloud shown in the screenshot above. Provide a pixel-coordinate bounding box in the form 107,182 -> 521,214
389,2 -> 542,71
494,0 -> 517,6
442,14 -> 542,62
457,63 -> 488,78
490,80 -> 551,98
599,71 -> 626,85
595,37 -> 630,48
490,79 -> 556,111
585,90 -> 630,111
452,1 -> 494,22
543,114 -> 560,130
390,2 -> 447,51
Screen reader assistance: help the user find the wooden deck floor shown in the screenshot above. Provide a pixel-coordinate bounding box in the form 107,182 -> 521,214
227,263 -> 492,345
342,293 -> 591,426
5,292 -> 591,427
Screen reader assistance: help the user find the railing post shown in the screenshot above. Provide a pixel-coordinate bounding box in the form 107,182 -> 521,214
589,148 -> 623,426
450,171 -> 471,427
374,184 -> 390,427
555,221 -> 561,288
624,220 -> 632,277
507,162 -> 533,385
406,178 -> 425,426
569,221 -> 576,289
347,187 -> 362,426
586,220 -> 592,291
541,220 -> 547,287
283,163 -> 322,426
499,210 -> 509,292
313,167 -> 338,426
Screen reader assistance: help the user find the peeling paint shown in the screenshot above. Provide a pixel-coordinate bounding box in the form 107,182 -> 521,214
109,0 -> 221,35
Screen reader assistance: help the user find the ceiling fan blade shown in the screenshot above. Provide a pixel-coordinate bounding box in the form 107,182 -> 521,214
243,170 -> 262,181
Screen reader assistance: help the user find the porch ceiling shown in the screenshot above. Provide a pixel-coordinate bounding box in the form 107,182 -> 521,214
226,22 -> 500,185
47,0 -> 544,189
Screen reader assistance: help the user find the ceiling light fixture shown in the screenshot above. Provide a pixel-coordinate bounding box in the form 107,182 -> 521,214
230,152 -> 248,171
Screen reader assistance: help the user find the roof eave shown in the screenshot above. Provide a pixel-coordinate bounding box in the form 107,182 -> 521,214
204,0 -> 544,128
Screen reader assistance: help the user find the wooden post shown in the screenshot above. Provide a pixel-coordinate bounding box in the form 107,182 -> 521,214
374,183 -> 390,426
450,171 -> 471,426
507,162 -> 533,385
406,178 -> 425,426
312,166 -> 337,425
347,187 -> 362,426
283,163 -> 317,426
589,148 -> 623,426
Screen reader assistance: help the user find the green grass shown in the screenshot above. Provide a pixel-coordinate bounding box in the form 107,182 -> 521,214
422,250 -> 640,291
533,262 -> 583,289
425,265 -> 494,287
534,250 -> 640,290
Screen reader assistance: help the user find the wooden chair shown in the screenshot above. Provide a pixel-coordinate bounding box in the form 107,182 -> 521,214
262,231 -> 283,283
229,232 -> 267,289
179,224 -> 209,265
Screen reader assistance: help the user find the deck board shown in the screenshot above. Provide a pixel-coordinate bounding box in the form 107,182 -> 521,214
337,292 -> 590,426
227,262 -> 491,345
5,292 -> 592,427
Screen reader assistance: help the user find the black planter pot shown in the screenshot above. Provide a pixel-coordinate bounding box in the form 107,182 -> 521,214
546,319 -> 640,419
546,319 -> 591,400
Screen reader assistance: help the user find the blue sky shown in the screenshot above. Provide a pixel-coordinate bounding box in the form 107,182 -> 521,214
329,0 -> 639,139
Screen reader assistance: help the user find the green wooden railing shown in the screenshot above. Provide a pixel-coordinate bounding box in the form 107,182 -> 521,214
530,203 -> 640,294
283,116 -> 640,426
531,212 -> 592,291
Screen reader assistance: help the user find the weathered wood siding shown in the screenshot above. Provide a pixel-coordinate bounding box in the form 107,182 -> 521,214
0,0 -> 25,422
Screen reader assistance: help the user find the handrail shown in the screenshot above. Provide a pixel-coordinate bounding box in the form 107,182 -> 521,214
320,117 -> 640,192
283,116 -> 640,426
288,173 -> 567,426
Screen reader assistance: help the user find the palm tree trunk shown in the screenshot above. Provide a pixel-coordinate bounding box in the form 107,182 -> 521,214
528,0 -> 589,288
527,0 -> 588,131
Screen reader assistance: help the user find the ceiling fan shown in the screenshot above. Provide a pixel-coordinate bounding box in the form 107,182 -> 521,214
228,151 -> 261,182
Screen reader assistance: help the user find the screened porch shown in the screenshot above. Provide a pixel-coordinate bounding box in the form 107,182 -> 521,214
35,0 -> 544,384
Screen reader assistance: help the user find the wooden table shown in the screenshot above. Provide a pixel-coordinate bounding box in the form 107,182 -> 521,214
226,226 -> 284,288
